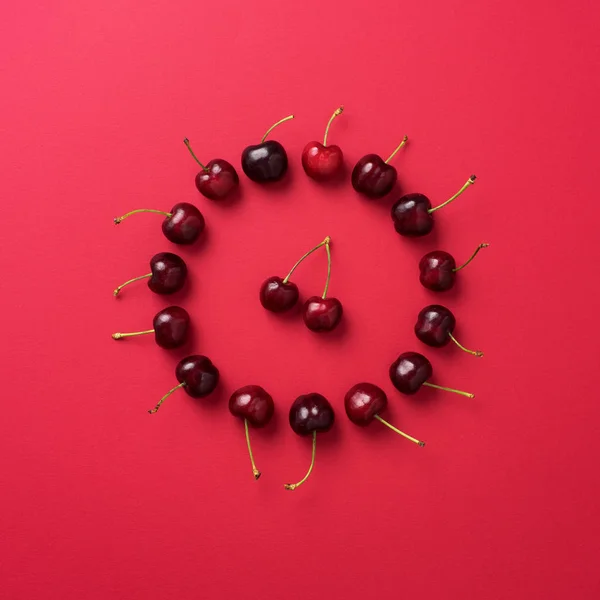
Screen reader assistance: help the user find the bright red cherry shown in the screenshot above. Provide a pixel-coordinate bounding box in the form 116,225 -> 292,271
285,393 -> 335,491
415,305 -> 483,357
113,252 -> 187,297
419,243 -> 489,291
344,383 -> 425,446
183,138 -> 239,200
229,385 -> 275,479
351,135 -> 408,198
302,106 -> 344,180
148,355 -> 219,413
392,176 -> 476,237
114,202 -> 205,245
260,236 -> 330,313
112,306 -> 190,349
302,240 -> 343,332
389,352 -> 474,397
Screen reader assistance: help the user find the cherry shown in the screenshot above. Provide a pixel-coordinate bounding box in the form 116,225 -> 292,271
148,355 -> 219,413
302,240 -> 343,332
113,252 -> 187,297
302,106 -> 344,180
229,385 -> 275,479
415,305 -> 483,357
391,176 -> 476,237
389,351 -> 474,397
419,243 -> 489,291
112,306 -> 190,349
344,383 -> 425,446
114,202 -> 205,245
351,135 -> 408,199
285,393 -> 335,490
241,115 -> 294,182
183,138 -> 239,200
260,236 -> 330,313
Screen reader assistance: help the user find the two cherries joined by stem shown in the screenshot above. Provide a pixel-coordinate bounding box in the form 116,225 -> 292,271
302,106 -> 345,180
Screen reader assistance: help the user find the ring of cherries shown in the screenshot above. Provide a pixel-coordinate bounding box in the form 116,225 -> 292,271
112,108 -> 488,490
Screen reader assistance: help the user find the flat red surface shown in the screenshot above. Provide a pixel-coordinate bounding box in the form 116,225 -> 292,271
1,1 -> 599,598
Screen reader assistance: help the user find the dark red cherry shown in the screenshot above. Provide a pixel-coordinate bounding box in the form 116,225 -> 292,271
351,136 -> 408,199
114,203 -> 205,245
259,276 -> 299,312
112,306 -> 190,349
302,297 -> 343,332
184,137 -> 239,200
148,355 -> 219,414
113,252 -> 187,297
229,385 -> 275,428
302,106 -> 344,180
241,115 -> 294,183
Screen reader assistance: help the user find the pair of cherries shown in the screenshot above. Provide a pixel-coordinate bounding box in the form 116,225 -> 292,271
260,236 -> 343,332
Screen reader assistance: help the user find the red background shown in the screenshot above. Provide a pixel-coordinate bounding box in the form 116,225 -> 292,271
1,1 -> 599,598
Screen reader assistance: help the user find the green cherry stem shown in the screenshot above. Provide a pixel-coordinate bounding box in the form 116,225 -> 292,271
323,106 -> 344,146
183,138 -> 208,171
285,431 -> 316,491
428,175 -> 477,214
261,114 -> 295,143
113,273 -> 151,297
282,236 -> 331,284
322,242 -> 332,299
112,329 -> 154,340
448,332 -> 484,357
453,243 -> 490,272
148,382 -> 185,414
374,415 -> 425,446
423,382 -> 474,398
385,135 -> 408,164
114,209 -> 172,224
244,419 -> 261,480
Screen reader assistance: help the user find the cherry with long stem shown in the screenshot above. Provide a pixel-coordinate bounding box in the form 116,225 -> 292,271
385,135 -> 409,164
373,415 -> 425,446
114,274 -> 151,296
183,138 -> 208,172
261,115 -> 295,143
244,419 -> 261,480
322,242 -> 332,299
282,236 -> 331,284
285,431 -> 316,491
112,329 -> 154,340
428,175 -> 476,214
422,382 -> 474,398
148,382 -> 185,413
454,243 -> 490,272
114,209 -> 171,224
448,332 -> 484,357
323,106 -> 344,146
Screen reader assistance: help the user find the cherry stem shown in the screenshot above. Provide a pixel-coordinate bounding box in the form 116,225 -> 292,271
322,241 -> 332,299
148,382 -> 185,414
374,415 -> 425,446
113,273 -> 151,297
323,106 -> 344,146
261,114 -> 294,143
113,209 -> 172,224
285,431 -> 316,491
428,175 -> 477,214
183,138 -> 208,171
283,236 -> 331,284
385,135 -> 408,164
448,332 -> 484,357
423,381 -> 474,398
244,419 -> 261,480
112,329 -> 154,340
453,243 -> 490,272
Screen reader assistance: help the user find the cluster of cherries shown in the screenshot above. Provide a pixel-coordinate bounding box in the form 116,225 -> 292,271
112,108 -> 488,489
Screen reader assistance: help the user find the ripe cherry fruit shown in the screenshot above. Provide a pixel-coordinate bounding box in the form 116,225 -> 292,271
302,106 -> 345,180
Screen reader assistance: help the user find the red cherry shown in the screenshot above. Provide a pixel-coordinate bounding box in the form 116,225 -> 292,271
302,106 -> 344,180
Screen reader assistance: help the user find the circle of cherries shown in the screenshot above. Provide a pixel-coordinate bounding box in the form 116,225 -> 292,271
112,108 -> 488,489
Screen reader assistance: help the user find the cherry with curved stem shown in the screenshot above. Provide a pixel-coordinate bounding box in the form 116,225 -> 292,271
385,135 -> 409,164
114,252 -> 187,297
114,209 -> 171,223
428,175 -> 477,213
183,138 -> 208,172
373,415 -> 425,446
323,106 -> 343,146
149,382 -> 185,413
302,107 -> 345,180
244,419 -> 261,480
448,333 -> 483,357
114,273 -> 151,296
322,242 -> 332,299
283,236 -> 331,285
261,115 -> 294,143
285,431 -> 316,491
453,243 -> 490,271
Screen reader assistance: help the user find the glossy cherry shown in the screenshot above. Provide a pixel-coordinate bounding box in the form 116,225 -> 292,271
183,138 -> 239,200
260,236 -> 330,313
302,240 -> 343,332
302,106 -> 344,180
419,243 -> 489,291
344,383 -> 425,446
391,176 -> 476,237
229,385 -> 275,479
112,306 -> 190,349
285,393 -> 335,490
389,351 -> 474,397
149,355 -> 219,413
351,135 -> 408,199
114,202 -> 205,245
415,305 -> 483,357
113,252 -> 187,297
241,115 -> 294,182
